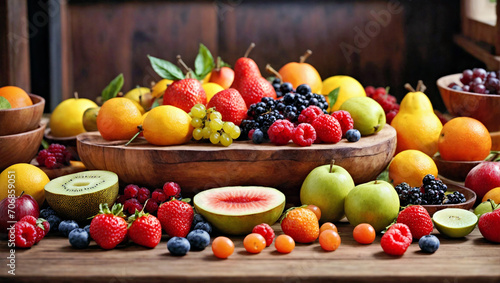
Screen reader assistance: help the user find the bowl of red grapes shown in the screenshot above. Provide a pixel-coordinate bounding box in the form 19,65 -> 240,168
437,69 -> 500,132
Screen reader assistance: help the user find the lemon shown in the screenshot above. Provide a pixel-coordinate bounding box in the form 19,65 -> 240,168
0,163 -> 50,206
202,82 -> 224,102
128,99 -> 146,115
143,105 -> 193,146
151,79 -> 173,98
124,87 -> 153,110
50,97 -> 98,137
321,76 -> 366,111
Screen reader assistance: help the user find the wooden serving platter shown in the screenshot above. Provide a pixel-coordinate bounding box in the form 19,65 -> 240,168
77,125 -> 396,200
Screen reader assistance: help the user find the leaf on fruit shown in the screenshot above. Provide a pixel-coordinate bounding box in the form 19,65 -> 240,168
148,55 -> 185,81
0,97 -> 11,109
194,43 -> 214,80
376,169 -> 390,182
218,56 -> 231,68
328,87 -> 340,110
385,86 -> 390,94
151,98 -> 161,110
101,73 -> 124,102
41,139 -> 49,149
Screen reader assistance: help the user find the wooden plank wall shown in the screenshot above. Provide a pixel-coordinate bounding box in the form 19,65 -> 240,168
64,0 -> 480,111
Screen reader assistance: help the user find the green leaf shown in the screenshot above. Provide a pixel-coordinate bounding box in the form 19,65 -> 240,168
148,55 -> 185,81
328,87 -> 340,110
101,73 -> 124,102
376,169 -> 389,182
151,98 -> 161,110
218,56 -> 231,68
0,97 -> 11,109
385,86 -> 390,94
194,43 -> 214,80
41,139 -> 49,149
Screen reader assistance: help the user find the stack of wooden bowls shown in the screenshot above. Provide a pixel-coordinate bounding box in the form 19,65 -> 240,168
0,94 -> 46,171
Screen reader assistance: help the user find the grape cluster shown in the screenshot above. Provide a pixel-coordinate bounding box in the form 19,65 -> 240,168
444,191 -> 467,204
421,174 -> 447,205
449,68 -> 500,94
241,83 -> 328,139
189,104 -> 241,147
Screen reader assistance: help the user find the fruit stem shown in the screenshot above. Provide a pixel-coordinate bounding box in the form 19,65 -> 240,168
299,50 -> 312,63
18,191 -> 24,197
215,56 -> 221,72
74,92 -> 79,100
265,64 -> 283,81
176,55 -> 193,77
125,125 -> 143,147
150,81 -> 155,88
404,83 -> 416,92
489,199 -> 496,211
244,42 -> 255,58
417,80 -> 427,92
329,159 -> 335,173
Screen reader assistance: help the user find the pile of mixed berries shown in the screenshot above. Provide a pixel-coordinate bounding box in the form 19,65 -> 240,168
449,68 -> 500,95
10,215 -> 50,248
36,144 -> 72,169
394,174 -> 466,206
241,83 -> 361,146
364,86 -> 400,124
115,182 -> 182,215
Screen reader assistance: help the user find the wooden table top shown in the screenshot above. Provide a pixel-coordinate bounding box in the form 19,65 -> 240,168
2,221 -> 500,282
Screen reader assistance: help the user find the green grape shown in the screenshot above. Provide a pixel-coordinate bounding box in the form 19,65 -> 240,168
229,126 -> 241,139
210,111 -> 222,120
210,119 -> 223,131
222,122 -> 235,133
188,112 -> 193,118
205,120 -> 211,129
192,128 -> 204,140
191,104 -> 207,119
191,117 -> 203,128
207,107 -> 215,115
220,133 -> 233,147
210,132 -> 221,145
202,127 -> 211,139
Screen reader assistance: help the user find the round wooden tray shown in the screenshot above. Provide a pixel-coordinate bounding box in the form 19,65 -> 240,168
77,125 -> 397,199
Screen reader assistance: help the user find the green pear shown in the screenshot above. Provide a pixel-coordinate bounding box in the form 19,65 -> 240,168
300,164 -> 355,222
474,199 -> 500,217
339,96 -> 386,136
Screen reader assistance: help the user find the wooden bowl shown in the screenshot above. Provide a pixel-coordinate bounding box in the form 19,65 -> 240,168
0,124 -> 46,171
437,74 -> 500,132
432,154 -> 483,182
0,94 -> 45,136
422,183 -> 476,217
77,125 -> 397,200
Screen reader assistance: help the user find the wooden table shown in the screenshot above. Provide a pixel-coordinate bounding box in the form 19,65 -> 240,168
2,221 -> 500,282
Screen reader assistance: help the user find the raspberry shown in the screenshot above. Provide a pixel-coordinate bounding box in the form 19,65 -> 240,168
331,110 -> 354,137
19,215 -> 37,226
115,195 -> 128,205
380,223 -> 412,256
386,109 -> 398,124
298,106 -> 323,124
13,221 -> 37,248
44,156 -> 60,169
374,87 -> 386,97
47,144 -> 71,164
144,199 -> 159,214
163,182 -> 181,199
267,119 -> 295,145
252,223 -> 275,247
248,129 -> 256,140
124,184 -> 139,199
292,123 -> 316,146
365,86 -> 375,97
151,189 -> 167,203
36,149 -> 52,166
377,95 -> 398,113
396,205 -> 433,240
311,114 -> 342,144
124,198 -> 143,214
136,187 -> 150,204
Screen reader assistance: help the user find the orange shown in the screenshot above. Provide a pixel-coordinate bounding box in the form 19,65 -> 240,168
96,97 -> 143,141
482,187 -> 500,203
388,149 -> 438,187
0,86 -> 32,108
278,50 -> 322,94
438,117 -> 491,161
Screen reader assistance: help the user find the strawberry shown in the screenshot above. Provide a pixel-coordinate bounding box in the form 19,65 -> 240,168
163,78 -> 207,113
396,205 -> 433,240
207,88 -> 248,126
280,207 -> 319,243
381,223 -> 412,256
237,76 -> 277,108
34,218 -> 50,244
157,199 -> 194,238
90,203 -> 128,250
128,209 -> 162,248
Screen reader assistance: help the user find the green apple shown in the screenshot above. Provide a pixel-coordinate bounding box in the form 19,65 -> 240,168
344,180 -> 399,232
474,199 -> 500,217
339,96 -> 386,136
300,164 -> 355,222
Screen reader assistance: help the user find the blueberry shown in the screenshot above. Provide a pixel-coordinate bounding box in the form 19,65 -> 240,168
84,225 -> 91,239
59,220 -> 79,237
275,91 -> 283,97
40,207 -> 57,219
252,129 -> 264,144
194,222 -> 212,234
46,215 -> 61,232
272,83 -> 281,90
345,129 -> 361,142
419,235 -> 440,253
187,229 -> 211,251
192,214 -> 206,227
283,93 -> 295,104
69,228 -> 90,249
167,237 -> 190,256
309,98 -> 319,106
296,84 -> 311,95
272,78 -> 281,85
280,82 -> 293,93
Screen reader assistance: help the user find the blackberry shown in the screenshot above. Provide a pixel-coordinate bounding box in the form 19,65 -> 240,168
422,178 -> 447,205
422,174 -> 435,186
394,182 -> 423,206
444,191 -> 466,204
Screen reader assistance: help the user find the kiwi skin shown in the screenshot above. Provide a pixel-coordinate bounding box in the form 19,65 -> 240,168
44,171 -> 119,221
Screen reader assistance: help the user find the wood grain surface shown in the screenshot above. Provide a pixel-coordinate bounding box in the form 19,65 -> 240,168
77,125 -> 396,202
1,221 -> 499,283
